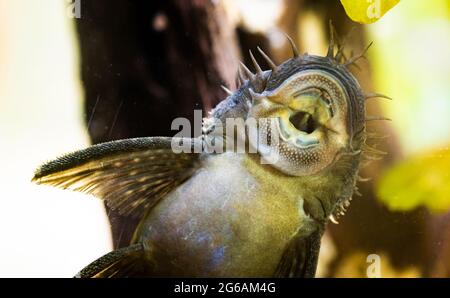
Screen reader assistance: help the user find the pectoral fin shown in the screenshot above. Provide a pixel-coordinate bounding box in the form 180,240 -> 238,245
33,137 -> 201,218
76,243 -> 154,278
274,227 -> 323,278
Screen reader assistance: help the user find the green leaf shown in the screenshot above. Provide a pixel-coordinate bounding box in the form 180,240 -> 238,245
340,0 -> 400,24
377,147 -> 450,213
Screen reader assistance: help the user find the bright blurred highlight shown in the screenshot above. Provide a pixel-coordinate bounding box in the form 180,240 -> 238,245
369,0 -> 450,213
378,147 -> 450,213
0,0 -> 111,277
340,0 -> 400,24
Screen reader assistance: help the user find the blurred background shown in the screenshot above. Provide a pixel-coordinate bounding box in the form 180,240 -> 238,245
0,0 -> 449,277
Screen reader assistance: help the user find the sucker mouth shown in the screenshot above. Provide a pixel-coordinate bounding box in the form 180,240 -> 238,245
277,114 -> 320,148
289,111 -> 317,134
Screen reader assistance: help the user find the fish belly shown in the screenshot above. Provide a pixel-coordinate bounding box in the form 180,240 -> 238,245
136,153 -> 304,277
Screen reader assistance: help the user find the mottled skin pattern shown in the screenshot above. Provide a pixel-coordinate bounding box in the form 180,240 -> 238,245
33,36 -> 368,277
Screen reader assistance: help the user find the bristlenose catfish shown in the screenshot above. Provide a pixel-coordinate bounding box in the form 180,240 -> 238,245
32,24 -> 389,277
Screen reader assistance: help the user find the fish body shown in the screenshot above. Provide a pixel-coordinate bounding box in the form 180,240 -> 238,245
32,30 -> 380,277
135,152 -> 312,277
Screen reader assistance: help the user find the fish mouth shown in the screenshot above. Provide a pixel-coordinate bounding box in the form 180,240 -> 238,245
277,111 -> 320,148
274,85 -> 338,149
289,111 -> 317,134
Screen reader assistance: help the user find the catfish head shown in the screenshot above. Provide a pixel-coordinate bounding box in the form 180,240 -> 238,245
211,30 -> 386,223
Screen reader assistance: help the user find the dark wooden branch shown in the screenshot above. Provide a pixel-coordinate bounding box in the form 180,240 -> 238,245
75,0 -> 239,248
